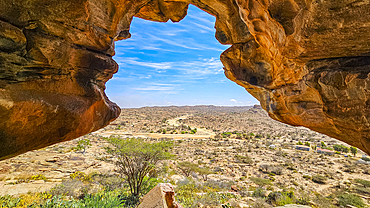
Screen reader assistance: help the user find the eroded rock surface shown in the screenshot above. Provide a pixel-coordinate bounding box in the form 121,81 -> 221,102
138,183 -> 183,208
1,0 -> 370,159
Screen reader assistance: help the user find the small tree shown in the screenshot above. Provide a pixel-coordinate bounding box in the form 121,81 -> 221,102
76,139 -> 91,155
104,137 -> 173,198
196,167 -> 214,181
350,146 -> 357,157
321,141 -> 326,147
177,161 -> 198,177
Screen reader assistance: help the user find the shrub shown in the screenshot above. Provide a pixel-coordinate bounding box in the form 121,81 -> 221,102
313,194 -> 335,208
203,179 -> 234,191
76,139 -> 91,155
333,144 -> 349,153
253,188 -> 266,198
0,195 -> 27,208
271,167 -> 284,175
353,186 -> 370,195
48,179 -> 92,199
175,179 -> 237,208
321,141 -> 326,147
70,171 -> 92,182
174,180 -> 198,207
250,177 -> 272,187
42,190 -> 126,208
355,178 -> 370,188
92,174 -> 123,190
177,161 -> 199,177
338,193 -> 365,208
234,155 -> 253,164
267,191 -> 295,206
31,174 -> 47,181
312,175 -> 327,184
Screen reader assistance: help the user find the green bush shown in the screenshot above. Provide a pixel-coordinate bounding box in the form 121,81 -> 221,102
0,189 -> 129,208
92,174 -> 123,191
354,186 -> 370,195
42,190 -> 126,208
177,161 -> 199,177
175,179 -> 236,208
253,188 -> 266,198
0,195 -> 22,208
267,191 -> 295,206
250,177 -> 272,187
234,155 -> 253,164
76,139 -> 92,155
333,144 -> 349,153
355,178 -> 370,188
70,171 -> 92,182
338,193 -> 365,208
31,174 -> 47,181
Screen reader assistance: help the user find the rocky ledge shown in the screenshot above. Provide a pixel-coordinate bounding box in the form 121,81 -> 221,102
1,0 -> 370,159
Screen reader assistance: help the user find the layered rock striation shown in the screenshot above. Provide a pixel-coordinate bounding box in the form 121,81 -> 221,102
1,0 -> 370,159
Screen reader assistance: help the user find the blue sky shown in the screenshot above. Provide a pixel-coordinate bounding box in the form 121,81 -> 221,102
106,5 -> 259,108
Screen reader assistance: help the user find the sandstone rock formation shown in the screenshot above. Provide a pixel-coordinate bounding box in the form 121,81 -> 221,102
1,0 -> 370,159
138,183 -> 183,208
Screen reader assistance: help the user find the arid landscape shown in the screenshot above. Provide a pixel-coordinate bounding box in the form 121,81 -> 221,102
1,105 -> 370,207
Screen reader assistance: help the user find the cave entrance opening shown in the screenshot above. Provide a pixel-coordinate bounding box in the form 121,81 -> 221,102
106,5 -> 258,108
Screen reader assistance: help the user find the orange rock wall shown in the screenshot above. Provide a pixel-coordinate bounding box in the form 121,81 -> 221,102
1,0 -> 370,159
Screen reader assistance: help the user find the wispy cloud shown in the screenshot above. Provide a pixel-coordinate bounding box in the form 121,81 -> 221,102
133,86 -> 173,91
148,35 -> 202,50
175,57 -> 224,76
192,22 -> 214,32
230,99 -> 237,103
132,83 -> 178,92
187,14 -> 215,27
117,57 -> 224,78
117,57 -> 172,71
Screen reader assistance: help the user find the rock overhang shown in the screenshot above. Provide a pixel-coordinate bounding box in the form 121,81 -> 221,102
1,0 -> 370,160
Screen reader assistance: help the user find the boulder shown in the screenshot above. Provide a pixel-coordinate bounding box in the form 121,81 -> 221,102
138,183 -> 183,208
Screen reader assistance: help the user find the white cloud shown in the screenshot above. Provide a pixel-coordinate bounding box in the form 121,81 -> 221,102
117,57 -> 172,71
132,83 -> 178,92
187,14 -> 215,27
192,22 -> 214,32
149,35 -> 202,50
133,86 -> 173,91
174,57 -> 224,76
230,99 -> 237,103
117,57 -> 224,78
